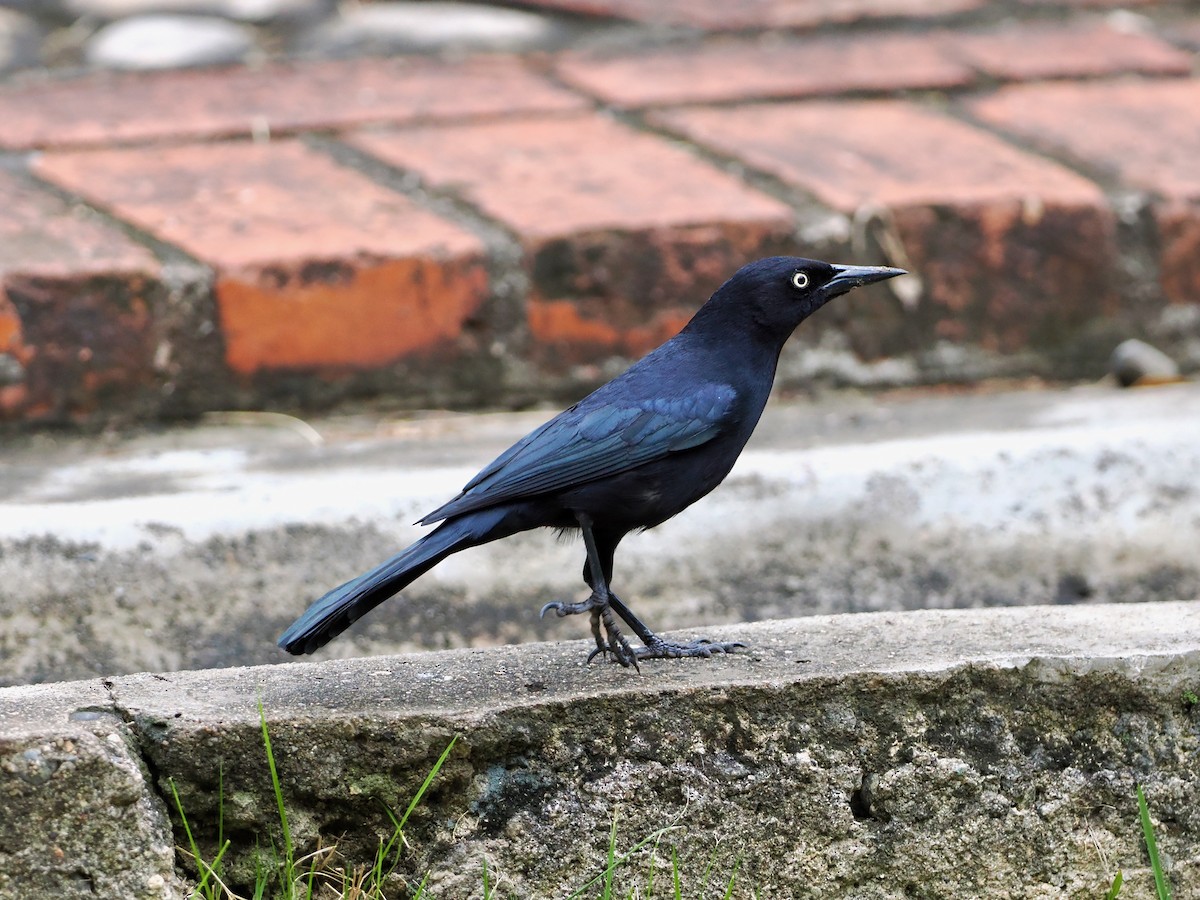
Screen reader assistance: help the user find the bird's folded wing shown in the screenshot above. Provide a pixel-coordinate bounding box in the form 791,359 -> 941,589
418,383 -> 737,524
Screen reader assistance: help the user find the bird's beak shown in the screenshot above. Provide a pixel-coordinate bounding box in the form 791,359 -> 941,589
823,263 -> 907,298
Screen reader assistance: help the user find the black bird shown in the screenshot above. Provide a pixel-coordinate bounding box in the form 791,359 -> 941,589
278,257 -> 904,666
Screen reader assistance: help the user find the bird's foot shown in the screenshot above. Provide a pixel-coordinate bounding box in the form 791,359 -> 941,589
540,593 -> 604,619
541,592 -> 638,669
635,636 -> 746,661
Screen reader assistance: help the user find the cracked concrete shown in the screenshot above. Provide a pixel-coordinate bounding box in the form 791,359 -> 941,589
0,678 -> 184,899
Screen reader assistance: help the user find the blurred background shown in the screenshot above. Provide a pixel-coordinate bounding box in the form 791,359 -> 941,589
1,0 -> 1198,685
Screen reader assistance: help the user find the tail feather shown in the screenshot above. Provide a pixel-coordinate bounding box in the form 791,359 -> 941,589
278,508 -> 507,655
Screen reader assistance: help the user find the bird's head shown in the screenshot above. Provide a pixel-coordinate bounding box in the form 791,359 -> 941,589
698,256 -> 906,340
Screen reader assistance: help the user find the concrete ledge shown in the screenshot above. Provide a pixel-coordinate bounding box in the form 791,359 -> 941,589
4,382 -> 1200,687
3,601 -> 1199,898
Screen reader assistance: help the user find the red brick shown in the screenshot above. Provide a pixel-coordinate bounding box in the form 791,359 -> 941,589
348,113 -> 795,366
969,79 -> 1200,304
554,32 -> 973,108
1157,201 -> 1200,305
656,100 -> 1118,357
968,79 -> 1200,200
350,114 -> 791,243
514,0 -> 984,29
35,140 -> 488,376
0,170 -> 171,422
0,56 -> 585,151
657,101 -> 1105,210
946,21 -> 1193,81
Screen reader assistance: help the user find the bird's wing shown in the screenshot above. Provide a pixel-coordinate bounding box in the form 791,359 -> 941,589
419,382 -> 738,524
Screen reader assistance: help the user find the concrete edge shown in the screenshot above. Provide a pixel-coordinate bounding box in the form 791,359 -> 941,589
3,600 -> 1199,898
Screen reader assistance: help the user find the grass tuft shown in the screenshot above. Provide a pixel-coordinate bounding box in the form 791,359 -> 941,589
172,704 -> 459,900
172,712 -> 757,898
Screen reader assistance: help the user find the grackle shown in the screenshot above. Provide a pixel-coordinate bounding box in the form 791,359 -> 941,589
278,257 -> 904,667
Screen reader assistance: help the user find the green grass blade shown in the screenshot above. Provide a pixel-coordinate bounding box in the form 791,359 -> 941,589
1138,784 -> 1171,900
1105,870 -> 1123,899
672,846 -> 682,900
398,734 -> 459,833
644,829 -> 667,899
251,846 -> 269,900
371,831 -> 391,892
207,840 -> 231,880
722,857 -> 742,899
168,778 -> 214,899
257,698 -> 294,892
374,801 -> 405,882
216,761 -> 224,884
603,812 -> 619,900
304,846 -> 320,900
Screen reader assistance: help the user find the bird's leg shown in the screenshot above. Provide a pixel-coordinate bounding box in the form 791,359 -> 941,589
607,592 -> 746,661
539,515 -> 638,668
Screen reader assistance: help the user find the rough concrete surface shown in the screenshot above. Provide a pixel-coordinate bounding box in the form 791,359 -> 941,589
1,603 -> 1198,898
0,679 -> 184,899
1,381 -> 1199,685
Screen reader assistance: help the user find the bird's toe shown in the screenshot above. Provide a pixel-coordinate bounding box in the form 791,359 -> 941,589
635,637 -> 746,660
540,590 -> 607,619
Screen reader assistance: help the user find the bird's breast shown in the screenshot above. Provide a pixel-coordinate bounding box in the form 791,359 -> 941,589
559,438 -> 741,531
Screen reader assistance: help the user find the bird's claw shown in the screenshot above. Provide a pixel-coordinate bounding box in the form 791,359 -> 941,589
591,612 -> 639,670
542,591 -> 639,669
586,634 -> 639,669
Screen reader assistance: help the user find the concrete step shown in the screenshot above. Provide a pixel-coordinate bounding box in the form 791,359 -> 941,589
2,381 -> 1197,685
2,601 -> 1197,898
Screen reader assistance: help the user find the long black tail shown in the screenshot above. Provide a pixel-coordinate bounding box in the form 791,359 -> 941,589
278,507 -> 510,655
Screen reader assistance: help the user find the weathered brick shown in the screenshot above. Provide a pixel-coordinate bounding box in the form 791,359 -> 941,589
514,0 -> 984,30
1157,201 -> 1200,306
35,141 -> 489,376
0,56 -> 585,151
947,21 -> 1193,81
657,101 -> 1119,360
348,113 -> 795,367
554,31 -> 973,108
968,79 -> 1200,200
0,170 -> 178,422
657,101 -> 1106,211
969,79 -> 1200,304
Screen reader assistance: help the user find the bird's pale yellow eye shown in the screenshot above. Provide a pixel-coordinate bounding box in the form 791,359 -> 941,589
791,271 -> 810,290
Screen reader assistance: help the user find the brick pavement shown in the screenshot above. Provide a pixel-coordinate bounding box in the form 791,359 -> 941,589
35,140 -> 490,376
1,0 -> 1198,424
348,114 -> 794,365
